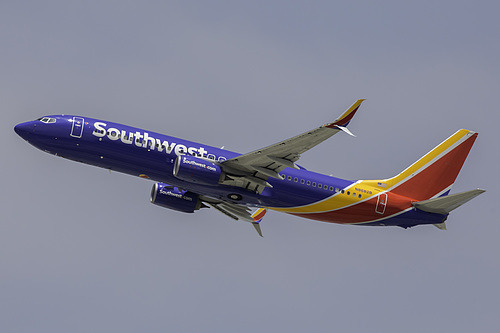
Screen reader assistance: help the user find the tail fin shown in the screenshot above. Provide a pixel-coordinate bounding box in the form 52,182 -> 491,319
366,129 -> 478,201
251,208 -> 267,237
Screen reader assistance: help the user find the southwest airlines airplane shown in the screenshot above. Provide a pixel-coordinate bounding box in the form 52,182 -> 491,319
14,100 -> 484,236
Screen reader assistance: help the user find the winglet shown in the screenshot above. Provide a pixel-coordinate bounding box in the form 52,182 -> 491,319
252,222 -> 263,237
325,99 -> 365,128
251,208 -> 267,237
252,208 -> 267,223
335,125 -> 356,137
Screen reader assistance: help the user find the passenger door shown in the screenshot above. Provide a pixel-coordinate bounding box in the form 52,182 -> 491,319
70,117 -> 84,138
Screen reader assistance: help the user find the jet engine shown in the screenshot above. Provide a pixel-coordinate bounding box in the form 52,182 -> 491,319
150,183 -> 204,213
173,155 -> 222,185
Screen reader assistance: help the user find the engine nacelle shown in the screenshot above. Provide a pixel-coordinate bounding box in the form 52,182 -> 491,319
173,155 -> 222,185
150,183 -> 203,213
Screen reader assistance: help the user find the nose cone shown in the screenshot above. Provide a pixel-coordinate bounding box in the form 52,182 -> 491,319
14,121 -> 35,140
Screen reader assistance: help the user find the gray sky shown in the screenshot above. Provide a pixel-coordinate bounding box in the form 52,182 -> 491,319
2,1 -> 499,332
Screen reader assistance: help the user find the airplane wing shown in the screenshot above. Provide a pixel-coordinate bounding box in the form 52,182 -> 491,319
219,99 -> 365,192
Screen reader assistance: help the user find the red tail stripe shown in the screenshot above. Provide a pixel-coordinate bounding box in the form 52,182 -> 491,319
389,133 -> 477,201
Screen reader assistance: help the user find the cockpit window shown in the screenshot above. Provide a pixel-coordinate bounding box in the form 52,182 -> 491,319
38,117 -> 56,123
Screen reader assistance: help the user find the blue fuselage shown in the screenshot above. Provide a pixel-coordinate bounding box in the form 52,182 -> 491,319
14,115 -> 353,208
14,115 -> 447,228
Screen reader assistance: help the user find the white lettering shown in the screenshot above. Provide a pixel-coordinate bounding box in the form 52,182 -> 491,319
181,157 -> 218,172
187,147 -> 198,156
93,122 -> 107,138
134,132 -> 143,147
175,144 -> 187,155
166,142 -> 176,153
142,132 -> 155,149
120,130 -> 133,144
155,139 -> 176,153
92,122 -> 225,160
107,128 -> 120,141
159,188 -> 193,201
198,147 -> 207,157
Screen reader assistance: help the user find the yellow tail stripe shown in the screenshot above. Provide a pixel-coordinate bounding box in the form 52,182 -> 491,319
362,129 -> 473,189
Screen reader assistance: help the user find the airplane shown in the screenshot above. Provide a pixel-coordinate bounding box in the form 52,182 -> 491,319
14,100 -> 485,236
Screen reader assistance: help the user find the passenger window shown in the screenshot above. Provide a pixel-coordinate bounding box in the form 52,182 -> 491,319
324,185 -> 328,190
329,186 -> 334,191
347,191 -> 350,195
287,176 -> 292,181
358,194 -> 362,198
306,180 -> 311,186
301,179 -> 305,184
312,182 -> 316,187
294,177 -> 298,182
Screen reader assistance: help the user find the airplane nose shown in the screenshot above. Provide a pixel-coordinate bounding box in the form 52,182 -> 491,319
14,122 -> 35,140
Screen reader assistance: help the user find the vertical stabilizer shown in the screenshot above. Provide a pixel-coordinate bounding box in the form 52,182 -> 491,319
364,129 -> 478,201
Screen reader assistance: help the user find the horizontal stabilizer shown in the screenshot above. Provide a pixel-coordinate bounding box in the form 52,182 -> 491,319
412,189 -> 485,215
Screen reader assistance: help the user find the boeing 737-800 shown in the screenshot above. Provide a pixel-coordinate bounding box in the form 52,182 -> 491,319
14,100 -> 484,236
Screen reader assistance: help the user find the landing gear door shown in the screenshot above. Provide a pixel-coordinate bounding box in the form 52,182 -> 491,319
375,193 -> 388,214
70,117 -> 84,138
